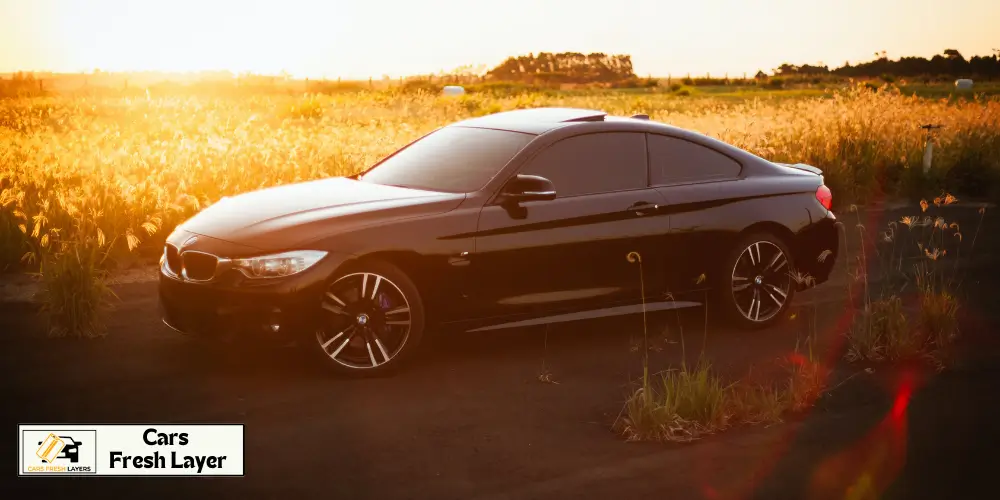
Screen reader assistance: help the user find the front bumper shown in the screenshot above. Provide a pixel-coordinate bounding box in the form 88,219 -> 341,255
159,251 -> 350,337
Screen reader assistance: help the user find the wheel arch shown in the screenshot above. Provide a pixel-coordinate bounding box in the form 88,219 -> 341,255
738,220 -> 828,290
330,250 -> 427,284
310,250 -> 428,375
326,249 -> 448,321
738,221 -> 796,253
716,221 -> 799,327
737,220 -> 805,280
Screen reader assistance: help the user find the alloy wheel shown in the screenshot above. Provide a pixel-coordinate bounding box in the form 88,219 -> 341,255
315,272 -> 412,369
730,241 -> 792,322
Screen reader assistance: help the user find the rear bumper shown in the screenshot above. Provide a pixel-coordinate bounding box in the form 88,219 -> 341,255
158,252 -> 348,336
794,213 -> 841,289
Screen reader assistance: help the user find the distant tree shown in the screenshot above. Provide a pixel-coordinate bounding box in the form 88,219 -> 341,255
437,63 -> 489,84
798,64 -> 830,75
773,63 -> 798,75
486,52 -> 635,84
772,63 -> 829,76
943,49 -> 965,61
1,71 -> 45,97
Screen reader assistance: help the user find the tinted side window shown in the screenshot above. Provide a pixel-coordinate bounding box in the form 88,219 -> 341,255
518,132 -> 647,197
648,134 -> 741,185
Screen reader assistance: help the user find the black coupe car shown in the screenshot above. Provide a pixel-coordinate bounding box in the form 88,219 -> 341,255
160,107 -> 839,375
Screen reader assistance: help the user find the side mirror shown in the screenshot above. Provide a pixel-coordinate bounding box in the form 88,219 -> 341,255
499,174 -> 556,204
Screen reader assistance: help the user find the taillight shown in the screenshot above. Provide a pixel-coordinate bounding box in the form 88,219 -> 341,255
816,184 -> 833,211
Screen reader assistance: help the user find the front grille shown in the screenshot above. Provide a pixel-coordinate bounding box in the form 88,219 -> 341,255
182,252 -> 218,281
165,244 -> 182,275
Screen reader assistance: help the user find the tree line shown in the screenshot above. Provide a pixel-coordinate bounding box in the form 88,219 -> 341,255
481,49 -> 1000,86
773,49 -> 1000,79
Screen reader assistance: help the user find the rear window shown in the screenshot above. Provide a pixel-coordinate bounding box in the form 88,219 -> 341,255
648,134 -> 742,185
360,126 -> 535,193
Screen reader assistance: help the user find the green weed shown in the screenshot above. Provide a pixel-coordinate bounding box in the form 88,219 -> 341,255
38,242 -> 116,338
844,196 -> 984,365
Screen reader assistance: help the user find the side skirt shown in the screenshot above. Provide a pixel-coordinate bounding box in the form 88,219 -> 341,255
464,300 -> 702,333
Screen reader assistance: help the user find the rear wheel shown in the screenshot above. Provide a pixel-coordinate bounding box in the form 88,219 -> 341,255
311,261 -> 425,376
717,232 -> 795,329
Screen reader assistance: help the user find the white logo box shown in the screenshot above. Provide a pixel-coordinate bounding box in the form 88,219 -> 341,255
19,424 -> 244,476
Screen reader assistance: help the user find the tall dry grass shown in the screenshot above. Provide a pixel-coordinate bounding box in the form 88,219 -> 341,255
0,86 -> 998,333
843,196 -> 982,366
2,85 -> 998,270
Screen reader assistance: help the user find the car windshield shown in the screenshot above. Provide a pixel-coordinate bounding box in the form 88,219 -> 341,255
359,126 -> 535,193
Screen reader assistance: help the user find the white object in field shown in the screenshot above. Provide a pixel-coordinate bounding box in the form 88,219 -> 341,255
955,79 -> 973,90
442,85 -> 465,96
922,140 -> 934,173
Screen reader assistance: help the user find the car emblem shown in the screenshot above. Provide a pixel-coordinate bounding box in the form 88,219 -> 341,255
181,236 -> 198,249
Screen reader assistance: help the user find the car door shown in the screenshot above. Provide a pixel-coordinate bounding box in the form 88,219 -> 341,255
646,133 -> 744,293
471,131 -> 669,322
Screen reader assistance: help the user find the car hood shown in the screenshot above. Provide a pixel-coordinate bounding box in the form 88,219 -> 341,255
178,177 -> 465,250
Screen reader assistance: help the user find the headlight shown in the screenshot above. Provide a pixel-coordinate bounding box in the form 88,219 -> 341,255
232,250 -> 327,278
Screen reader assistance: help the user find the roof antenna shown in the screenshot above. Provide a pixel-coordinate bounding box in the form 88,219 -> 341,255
631,114 -> 649,120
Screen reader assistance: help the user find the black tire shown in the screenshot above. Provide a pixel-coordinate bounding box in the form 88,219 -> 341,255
715,232 -> 796,329
308,260 -> 425,377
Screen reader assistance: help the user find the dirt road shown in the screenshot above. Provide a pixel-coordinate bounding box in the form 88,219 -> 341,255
2,203 -> 999,499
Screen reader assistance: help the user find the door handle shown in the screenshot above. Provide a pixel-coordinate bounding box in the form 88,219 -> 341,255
628,201 -> 659,216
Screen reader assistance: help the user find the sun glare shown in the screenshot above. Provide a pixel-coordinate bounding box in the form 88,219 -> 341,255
2,0 -> 999,77
46,0 -> 352,77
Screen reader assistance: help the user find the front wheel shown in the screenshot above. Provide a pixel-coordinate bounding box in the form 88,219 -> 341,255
310,261 -> 425,376
716,232 -> 796,329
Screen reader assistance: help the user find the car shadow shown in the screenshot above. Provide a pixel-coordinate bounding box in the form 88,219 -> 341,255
152,300 -> 842,386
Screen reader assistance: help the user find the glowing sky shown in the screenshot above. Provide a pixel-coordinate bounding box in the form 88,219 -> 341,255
1,0 -> 996,78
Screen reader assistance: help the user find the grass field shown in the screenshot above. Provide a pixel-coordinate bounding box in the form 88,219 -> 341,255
1,84 -> 998,282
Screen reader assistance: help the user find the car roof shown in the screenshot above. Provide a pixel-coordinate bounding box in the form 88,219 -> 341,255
450,107 -> 608,134
448,107 -> 766,170
449,107 -> 708,139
